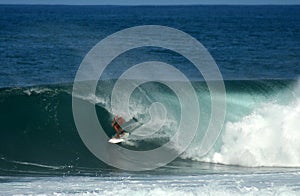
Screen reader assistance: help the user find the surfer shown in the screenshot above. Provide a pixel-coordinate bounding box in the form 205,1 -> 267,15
109,115 -> 141,143
112,115 -> 125,138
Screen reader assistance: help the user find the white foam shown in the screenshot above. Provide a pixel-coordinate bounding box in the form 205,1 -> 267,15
204,81 -> 300,167
2,176 -> 299,196
23,87 -> 52,95
212,99 -> 300,167
74,93 -> 109,108
187,82 -> 300,167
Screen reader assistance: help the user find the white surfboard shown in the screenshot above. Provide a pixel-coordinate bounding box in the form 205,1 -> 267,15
108,132 -> 129,144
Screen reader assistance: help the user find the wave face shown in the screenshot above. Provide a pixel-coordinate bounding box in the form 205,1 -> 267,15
0,79 -> 299,175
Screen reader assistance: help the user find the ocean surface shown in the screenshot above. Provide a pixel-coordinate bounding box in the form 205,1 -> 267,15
1,4 -> 300,195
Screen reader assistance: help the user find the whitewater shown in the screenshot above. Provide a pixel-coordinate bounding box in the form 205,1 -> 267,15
184,81 -> 300,168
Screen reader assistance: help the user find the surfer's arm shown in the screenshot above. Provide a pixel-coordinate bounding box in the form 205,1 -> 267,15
111,115 -> 118,126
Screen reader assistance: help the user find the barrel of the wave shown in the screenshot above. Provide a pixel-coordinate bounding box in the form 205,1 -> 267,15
110,60 -> 199,166
72,25 -> 226,171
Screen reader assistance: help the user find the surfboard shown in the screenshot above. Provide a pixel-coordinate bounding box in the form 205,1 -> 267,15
108,132 -> 129,144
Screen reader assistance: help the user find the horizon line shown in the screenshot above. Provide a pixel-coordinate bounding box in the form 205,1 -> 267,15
1,3 -> 300,6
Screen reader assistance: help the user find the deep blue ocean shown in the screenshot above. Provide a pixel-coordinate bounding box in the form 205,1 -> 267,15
0,5 -> 300,195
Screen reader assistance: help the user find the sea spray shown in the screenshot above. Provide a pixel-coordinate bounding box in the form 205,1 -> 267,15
185,81 -> 300,167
